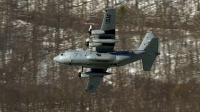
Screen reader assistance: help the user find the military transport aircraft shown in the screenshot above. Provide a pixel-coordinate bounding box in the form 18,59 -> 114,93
53,8 -> 160,93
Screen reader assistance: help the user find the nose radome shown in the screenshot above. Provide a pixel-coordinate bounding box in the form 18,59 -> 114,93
53,56 -> 59,62
53,54 -> 69,64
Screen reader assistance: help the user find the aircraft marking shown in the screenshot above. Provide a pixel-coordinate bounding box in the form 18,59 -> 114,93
106,14 -> 111,24
89,85 -> 94,90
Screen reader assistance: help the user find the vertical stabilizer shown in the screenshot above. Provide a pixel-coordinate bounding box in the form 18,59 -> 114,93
138,32 -> 155,50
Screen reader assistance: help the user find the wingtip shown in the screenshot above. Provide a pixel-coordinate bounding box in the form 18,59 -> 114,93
85,89 -> 95,93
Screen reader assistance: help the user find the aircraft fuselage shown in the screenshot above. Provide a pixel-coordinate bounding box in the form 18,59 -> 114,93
53,50 -> 145,69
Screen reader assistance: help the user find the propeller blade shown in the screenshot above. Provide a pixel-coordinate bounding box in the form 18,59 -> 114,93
88,25 -> 92,31
81,66 -> 83,72
88,25 -> 92,35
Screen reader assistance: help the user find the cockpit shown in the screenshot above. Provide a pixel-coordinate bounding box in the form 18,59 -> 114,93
53,51 -> 72,64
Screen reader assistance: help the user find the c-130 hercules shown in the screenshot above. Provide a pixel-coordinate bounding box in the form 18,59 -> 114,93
53,8 -> 160,93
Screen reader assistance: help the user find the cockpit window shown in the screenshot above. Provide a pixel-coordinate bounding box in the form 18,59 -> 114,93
61,54 -> 63,56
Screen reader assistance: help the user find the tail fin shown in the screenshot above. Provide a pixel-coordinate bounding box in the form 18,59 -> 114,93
139,32 -> 160,71
101,8 -> 115,33
138,32 -> 155,50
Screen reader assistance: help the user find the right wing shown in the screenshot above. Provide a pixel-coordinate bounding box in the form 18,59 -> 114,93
96,8 -> 116,53
100,8 -> 115,32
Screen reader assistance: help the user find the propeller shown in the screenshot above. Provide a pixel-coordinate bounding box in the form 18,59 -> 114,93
78,66 -> 84,78
86,25 -> 92,47
81,66 -> 83,72
88,25 -> 92,35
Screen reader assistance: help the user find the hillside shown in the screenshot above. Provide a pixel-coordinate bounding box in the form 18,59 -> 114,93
0,0 -> 200,111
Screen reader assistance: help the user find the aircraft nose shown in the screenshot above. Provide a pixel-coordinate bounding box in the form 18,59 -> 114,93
53,53 -> 70,63
53,56 -> 59,62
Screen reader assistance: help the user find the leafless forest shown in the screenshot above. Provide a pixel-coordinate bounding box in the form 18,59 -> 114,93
0,0 -> 200,111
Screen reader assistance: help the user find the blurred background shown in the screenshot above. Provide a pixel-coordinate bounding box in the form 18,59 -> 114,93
0,0 -> 200,111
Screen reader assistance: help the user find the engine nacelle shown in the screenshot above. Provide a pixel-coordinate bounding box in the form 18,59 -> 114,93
89,42 -> 102,47
92,39 -> 120,43
91,30 -> 105,35
79,71 -> 111,78
78,72 -> 89,78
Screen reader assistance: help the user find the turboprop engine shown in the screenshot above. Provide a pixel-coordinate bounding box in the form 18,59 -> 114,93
89,39 -> 120,47
79,72 -> 111,78
79,72 -> 89,78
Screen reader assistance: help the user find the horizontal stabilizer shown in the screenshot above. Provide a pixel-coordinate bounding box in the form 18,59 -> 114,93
142,38 -> 159,71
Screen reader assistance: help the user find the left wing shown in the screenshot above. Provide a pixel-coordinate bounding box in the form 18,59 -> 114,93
85,68 -> 110,93
86,75 -> 103,93
88,8 -> 117,53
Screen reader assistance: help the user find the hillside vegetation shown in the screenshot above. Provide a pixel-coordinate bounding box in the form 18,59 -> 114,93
0,0 -> 200,111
